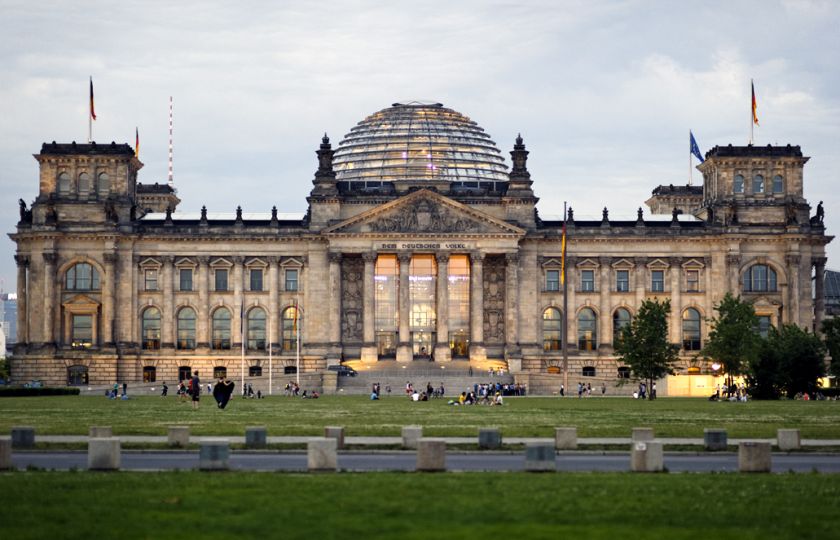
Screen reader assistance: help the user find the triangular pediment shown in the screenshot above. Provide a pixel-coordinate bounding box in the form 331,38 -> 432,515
323,189 -> 526,236
62,293 -> 100,307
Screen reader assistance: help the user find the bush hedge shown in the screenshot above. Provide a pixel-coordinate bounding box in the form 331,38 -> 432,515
0,387 -> 80,397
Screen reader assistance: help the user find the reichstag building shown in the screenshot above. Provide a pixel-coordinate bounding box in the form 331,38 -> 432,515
9,102 -> 832,393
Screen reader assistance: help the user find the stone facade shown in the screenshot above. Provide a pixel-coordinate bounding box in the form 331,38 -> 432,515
8,106 -> 833,391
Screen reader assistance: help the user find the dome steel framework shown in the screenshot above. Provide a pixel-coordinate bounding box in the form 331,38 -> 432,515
333,102 -> 509,186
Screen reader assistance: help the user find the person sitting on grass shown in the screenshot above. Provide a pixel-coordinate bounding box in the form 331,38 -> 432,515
493,392 -> 504,406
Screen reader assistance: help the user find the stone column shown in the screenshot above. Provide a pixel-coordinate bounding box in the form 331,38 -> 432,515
634,257 -> 647,306
814,257 -> 827,331
267,257 -> 279,352
361,252 -> 378,363
396,253 -> 412,363
785,254 -> 800,326
504,253 -> 521,366
197,257 -> 210,348
598,257 -> 611,350
42,252 -> 57,346
565,256 -> 577,351
669,257 -> 682,345
327,252 -> 342,359
469,252 -> 486,362
14,255 -> 28,345
120,251 -> 135,347
102,253 -> 117,347
726,253 -> 741,295
434,253 -> 451,362
232,256 -> 244,348
162,256 -> 174,348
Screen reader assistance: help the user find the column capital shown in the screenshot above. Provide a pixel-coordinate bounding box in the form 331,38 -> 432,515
565,256 -> 577,267
669,256 -> 682,267
785,254 -> 801,266
397,253 -> 412,264
725,253 -> 741,266
233,256 -> 245,265
813,256 -> 828,269
505,253 -> 519,265
103,253 -> 119,265
469,251 -> 484,264
362,252 -> 378,263
328,251 -> 343,264
703,256 -> 712,267
634,256 -> 648,267
598,256 -> 611,266
198,256 -> 211,265
435,253 -> 450,264
14,254 -> 30,267
165,255 -> 176,265
42,252 -> 57,265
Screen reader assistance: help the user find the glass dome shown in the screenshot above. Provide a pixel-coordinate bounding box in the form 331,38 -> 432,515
333,102 -> 509,185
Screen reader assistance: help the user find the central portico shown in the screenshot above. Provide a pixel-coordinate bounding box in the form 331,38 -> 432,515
322,189 -> 526,365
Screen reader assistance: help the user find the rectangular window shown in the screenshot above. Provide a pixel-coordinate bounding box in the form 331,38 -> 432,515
581,270 -> 595,292
285,269 -> 299,291
546,270 -> 560,291
756,315 -> 772,338
686,270 -> 700,292
179,269 -> 193,291
215,269 -> 228,291
250,269 -> 263,291
651,270 -> 665,292
71,314 -> 93,347
144,269 -> 158,291
616,270 -> 629,292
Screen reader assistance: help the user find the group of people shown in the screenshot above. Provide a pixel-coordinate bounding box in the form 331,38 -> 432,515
710,384 -> 748,402
632,381 -> 656,399
448,390 -> 504,406
106,382 -> 129,400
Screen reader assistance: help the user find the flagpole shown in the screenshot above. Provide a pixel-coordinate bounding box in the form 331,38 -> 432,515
750,79 -> 754,145
241,302 -> 245,394
295,298 -> 301,386
562,201 -> 569,394
689,131 -> 692,186
268,310 -> 273,395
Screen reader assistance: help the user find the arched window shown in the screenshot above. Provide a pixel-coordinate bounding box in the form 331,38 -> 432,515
753,174 -> 764,194
772,175 -> 783,193
247,307 -> 266,350
577,308 -> 597,351
58,172 -> 71,195
65,263 -> 100,290
97,173 -> 110,196
542,307 -> 562,351
214,366 -> 227,379
176,307 -> 196,350
617,366 -> 631,379
282,306 -> 300,352
734,174 -> 744,194
141,307 -> 161,350
582,366 -> 596,377
249,365 -> 263,377
743,264 -> 777,292
143,366 -> 156,383
613,308 -> 632,345
682,308 -> 702,351
211,308 -> 231,350
67,365 -> 89,385
78,172 -> 91,194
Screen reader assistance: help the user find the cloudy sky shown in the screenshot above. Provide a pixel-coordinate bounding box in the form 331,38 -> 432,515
1,0 -> 838,293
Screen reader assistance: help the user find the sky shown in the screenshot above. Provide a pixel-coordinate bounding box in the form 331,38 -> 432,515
1,0 -> 838,293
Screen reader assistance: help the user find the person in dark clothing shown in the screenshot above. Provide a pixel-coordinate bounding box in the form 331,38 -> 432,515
161,382 -> 168,397
213,377 -> 236,409
190,370 -> 200,410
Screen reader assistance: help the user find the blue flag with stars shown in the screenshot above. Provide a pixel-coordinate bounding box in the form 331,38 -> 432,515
690,131 -> 704,162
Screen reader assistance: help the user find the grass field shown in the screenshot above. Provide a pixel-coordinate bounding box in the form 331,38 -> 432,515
0,472 -> 837,539
1,395 -> 840,438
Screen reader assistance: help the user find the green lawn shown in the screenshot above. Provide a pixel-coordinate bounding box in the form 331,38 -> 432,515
0,472 -> 837,539
1,395 -> 839,438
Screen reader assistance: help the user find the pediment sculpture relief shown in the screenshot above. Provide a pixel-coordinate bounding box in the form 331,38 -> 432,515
368,199 -> 481,233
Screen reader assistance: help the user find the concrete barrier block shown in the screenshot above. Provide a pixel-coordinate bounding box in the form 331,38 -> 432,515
88,437 -> 121,470
245,426 -> 267,449
703,429 -> 728,451
739,442 -> 771,472
525,442 -> 556,472
324,426 -> 345,449
631,427 -> 654,442
308,437 -> 338,471
554,427 -> 578,450
89,426 -> 113,439
777,429 -> 801,451
0,436 -> 11,470
478,428 -> 502,449
416,438 -> 446,471
168,426 -> 190,447
200,439 -> 230,470
11,427 -> 35,448
631,441 -> 664,472
402,426 -> 423,449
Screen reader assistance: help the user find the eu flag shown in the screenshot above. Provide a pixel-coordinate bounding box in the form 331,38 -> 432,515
690,131 -> 704,162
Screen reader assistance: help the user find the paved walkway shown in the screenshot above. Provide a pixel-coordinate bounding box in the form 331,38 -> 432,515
32,435 -> 840,447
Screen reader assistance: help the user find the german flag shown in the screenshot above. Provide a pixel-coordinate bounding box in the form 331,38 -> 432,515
89,77 -> 96,121
751,79 -> 759,126
560,220 -> 567,285
135,127 -> 139,158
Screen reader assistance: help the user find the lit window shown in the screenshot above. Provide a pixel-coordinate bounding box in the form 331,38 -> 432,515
143,366 -> 156,383
282,306 -> 300,352
177,308 -> 196,350
67,365 -> 89,385
543,307 -> 562,351
71,314 -> 93,348
613,308 -> 631,345
141,308 -> 161,350
214,366 -> 227,379
682,308 -> 702,350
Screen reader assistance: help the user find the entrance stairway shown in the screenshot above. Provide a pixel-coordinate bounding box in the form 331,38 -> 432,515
336,361 -> 514,396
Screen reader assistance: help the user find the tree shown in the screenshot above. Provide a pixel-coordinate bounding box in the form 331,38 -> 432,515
822,318 -> 840,383
614,298 -> 679,399
748,324 -> 826,399
702,293 -> 760,390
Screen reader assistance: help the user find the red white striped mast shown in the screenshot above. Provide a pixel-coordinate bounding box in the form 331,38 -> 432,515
168,96 -> 174,187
